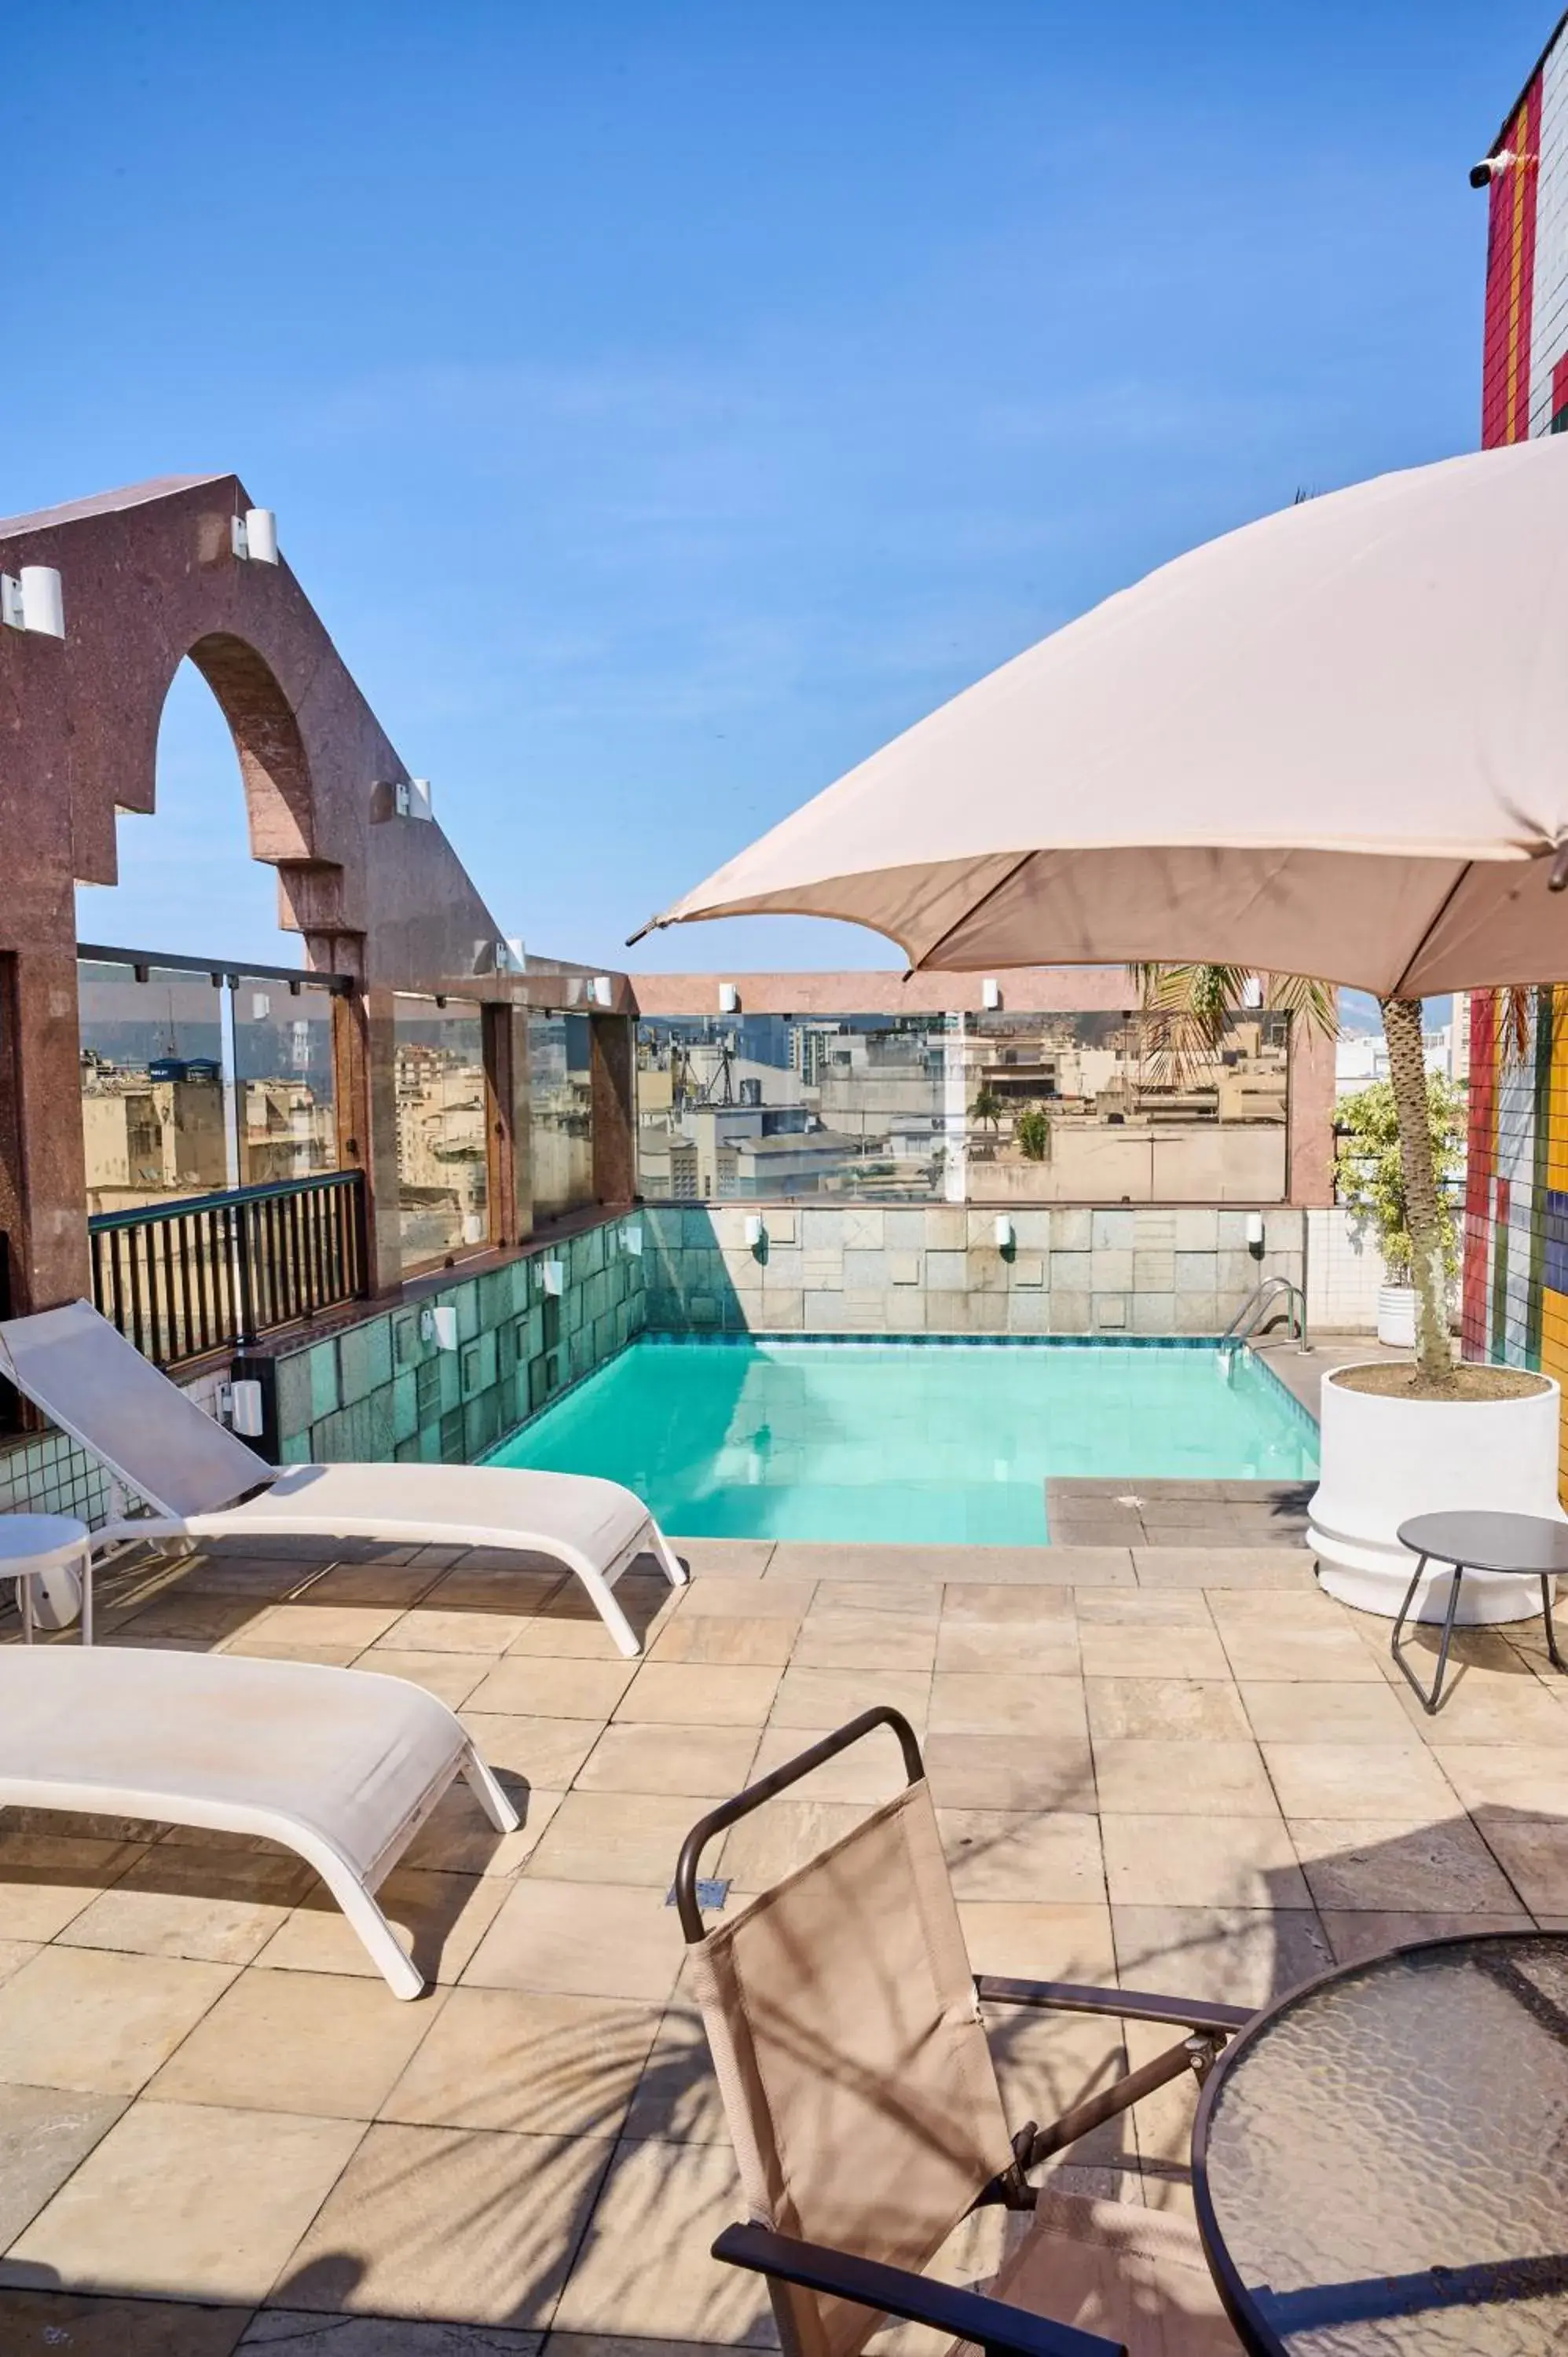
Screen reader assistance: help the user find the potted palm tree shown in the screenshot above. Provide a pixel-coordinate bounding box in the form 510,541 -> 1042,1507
1139,970 -> 1560,1622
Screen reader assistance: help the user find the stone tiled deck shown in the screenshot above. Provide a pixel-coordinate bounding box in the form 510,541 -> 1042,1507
2,1530 -> 1567,2353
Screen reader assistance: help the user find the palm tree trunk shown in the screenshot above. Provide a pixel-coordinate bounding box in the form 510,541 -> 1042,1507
1379,993 -> 1452,1386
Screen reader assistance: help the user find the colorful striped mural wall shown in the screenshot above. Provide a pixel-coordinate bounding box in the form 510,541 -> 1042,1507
1465,24 -> 1568,1497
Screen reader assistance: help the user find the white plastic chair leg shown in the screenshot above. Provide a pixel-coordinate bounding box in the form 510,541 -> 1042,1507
652,1523 -> 689,1587
314,1860 -> 427,2000
461,1747 -> 521,1833
566,1553 -> 643,1658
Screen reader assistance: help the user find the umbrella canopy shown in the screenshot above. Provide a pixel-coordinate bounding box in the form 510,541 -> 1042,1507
637,442 -> 1568,996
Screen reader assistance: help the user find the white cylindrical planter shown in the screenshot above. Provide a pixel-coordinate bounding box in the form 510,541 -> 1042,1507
1310,1365 -> 1564,1622
1375,1285 -> 1416,1348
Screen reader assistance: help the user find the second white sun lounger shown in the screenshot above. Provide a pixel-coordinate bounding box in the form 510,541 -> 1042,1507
0,1644 -> 518,1997
0,1300 -> 685,1656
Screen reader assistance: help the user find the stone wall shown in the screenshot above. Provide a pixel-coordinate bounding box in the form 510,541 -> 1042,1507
641,1202 -> 1305,1337
266,1215 -> 647,1464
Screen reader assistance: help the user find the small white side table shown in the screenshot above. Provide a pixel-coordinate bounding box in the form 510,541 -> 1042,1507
0,1515 -> 93,1644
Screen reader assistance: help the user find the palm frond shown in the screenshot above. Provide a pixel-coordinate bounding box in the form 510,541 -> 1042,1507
1129,961 -> 1336,1086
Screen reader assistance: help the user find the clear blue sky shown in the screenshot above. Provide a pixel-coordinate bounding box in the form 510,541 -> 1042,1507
9,2 -> 1549,975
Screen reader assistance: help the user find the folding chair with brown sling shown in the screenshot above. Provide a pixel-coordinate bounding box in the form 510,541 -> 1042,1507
676,1707 -> 1252,2357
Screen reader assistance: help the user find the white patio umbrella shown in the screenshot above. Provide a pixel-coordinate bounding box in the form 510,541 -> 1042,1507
633,440 -> 1568,997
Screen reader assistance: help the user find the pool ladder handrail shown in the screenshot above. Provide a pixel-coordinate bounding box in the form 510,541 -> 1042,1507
1217,1274 -> 1311,1357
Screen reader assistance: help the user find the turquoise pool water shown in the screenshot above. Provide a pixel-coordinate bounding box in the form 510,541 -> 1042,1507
485,1338 -> 1318,1545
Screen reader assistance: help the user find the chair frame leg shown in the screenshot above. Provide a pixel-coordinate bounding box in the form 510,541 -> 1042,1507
1542,1574 -> 1566,1673
1392,1551 -> 1465,1714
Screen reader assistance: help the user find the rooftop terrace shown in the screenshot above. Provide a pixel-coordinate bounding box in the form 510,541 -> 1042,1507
2,1511 -> 1564,2354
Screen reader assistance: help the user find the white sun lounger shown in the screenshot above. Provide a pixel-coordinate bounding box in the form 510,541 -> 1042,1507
0,1300 -> 685,1656
0,1643 -> 518,1997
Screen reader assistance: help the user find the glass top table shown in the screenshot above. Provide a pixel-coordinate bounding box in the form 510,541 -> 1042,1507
1193,1933 -> 1568,2355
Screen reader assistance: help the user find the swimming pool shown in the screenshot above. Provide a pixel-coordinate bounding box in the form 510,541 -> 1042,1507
485,1337 -> 1317,1545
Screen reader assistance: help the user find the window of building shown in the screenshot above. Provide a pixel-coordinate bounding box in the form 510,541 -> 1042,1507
79,961 -> 229,1213
393,995 -> 489,1270
529,1010 -> 595,1224
233,980 -> 339,1186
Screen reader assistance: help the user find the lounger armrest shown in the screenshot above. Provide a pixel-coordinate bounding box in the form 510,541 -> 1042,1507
712,2223 -> 1127,2357
976,1976 -> 1253,2035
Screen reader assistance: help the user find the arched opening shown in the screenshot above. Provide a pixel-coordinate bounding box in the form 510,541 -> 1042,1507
75,658 -> 346,1219
78,655 -> 307,969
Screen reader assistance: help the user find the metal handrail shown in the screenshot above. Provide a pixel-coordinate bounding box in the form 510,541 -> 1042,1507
1217,1274 -> 1310,1355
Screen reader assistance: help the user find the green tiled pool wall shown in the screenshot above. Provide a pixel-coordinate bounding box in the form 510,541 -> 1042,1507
272,1217 -> 647,1465
639,1202 -> 1305,1338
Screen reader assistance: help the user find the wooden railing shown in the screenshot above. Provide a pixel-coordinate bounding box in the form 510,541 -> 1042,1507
89,1171 -> 368,1369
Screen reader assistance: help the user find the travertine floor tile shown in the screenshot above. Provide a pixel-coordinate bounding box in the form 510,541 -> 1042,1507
248,1604 -> 405,1651
1132,1549 -> 1313,1591
937,1809 -> 1104,1904
619,2003 -> 726,2144
349,1652 -> 497,1710
575,1722 -> 757,1799
550,2136 -> 776,2344
1319,1909 -> 1533,1966
255,1870 -> 506,1986
668,1540 -> 775,1579
1261,1742 -> 1456,1820
241,2312 -> 538,2351
147,1970 -> 443,2120
718,1797 -> 873,1890
1111,1905 -> 1332,2007
1092,1740 -> 1278,1817
1085,1679 -> 1251,1743
374,1610 -> 533,1655
793,1616 -> 939,1672
0,1940 -> 38,1989
1238,1681 -> 1415,1745
0,2287 -> 250,2355
381,1987 -> 658,2138
0,1947 -> 234,2095
746,1724 -> 913,1802
402,1783 -> 562,1879
932,1623 -> 1079,1677
1217,1623 -> 1383,1683
986,2006 -> 1135,2169
272,2121 -> 610,2326
959,1901 -> 1116,1982
1462,1809 -> 1568,1915
525,1791 -> 702,1888
677,1577 -> 810,1619
1433,1743 -> 1568,1813
1392,1670 -> 1568,1746
923,1732 -> 1094,1813
928,1673 -> 1082,1739
1289,1815 -> 1522,1912
1076,1626 -> 1230,1681
457,1715 -> 601,1791
461,1879 -> 686,2003
465,1659 -> 633,1721
940,1583 -> 1076,1622
809,1581 -> 942,1620
57,1846 -> 313,1966
1101,1816 -> 1307,1910
0,2084 -> 126,2248
2,2102 -> 364,2304
617,1665 -> 783,1726
1071,1589 -> 1213,1626
649,1616 -> 797,1667
0,1838 -> 147,1942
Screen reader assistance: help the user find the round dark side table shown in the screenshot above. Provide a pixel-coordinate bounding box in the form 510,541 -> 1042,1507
1193,1931 -> 1568,2355
1390,1508 -> 1568,1714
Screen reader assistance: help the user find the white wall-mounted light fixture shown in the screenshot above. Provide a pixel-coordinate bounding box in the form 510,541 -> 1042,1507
981,977 -> 1002,1011
718,982 -> 740,1014
744,1213 -> 766,1252
621,1221 -> 644,1257
1,566 -> 65,638
394,778 -> 434,821
541,1258 -> 566,1296
994,1214 -> 1015,1252
506,937 -> 526,970
1245,1211 -> 1266,1252
1240,974 -> 1264,1010
231,508 -> 279,564
590,976 -> 614,1008
1470,148 -> 1522,188
462,1211 -> 487,1246
220,1379 -> 266,1437
421,1304 -> 460,1351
